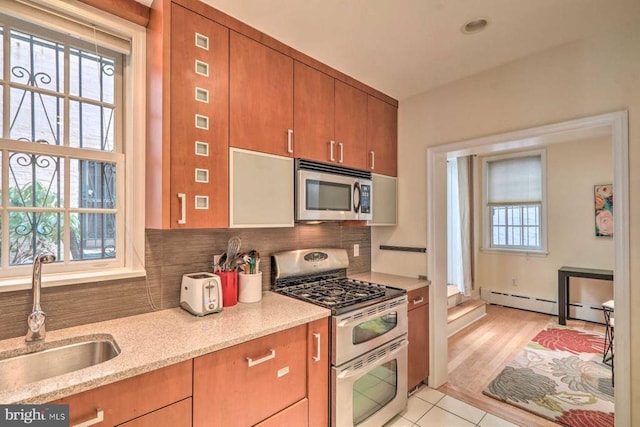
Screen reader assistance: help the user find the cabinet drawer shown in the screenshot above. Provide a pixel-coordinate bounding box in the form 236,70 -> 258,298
254,398 -> 308,427
194,325 -> 307,426
118,398 -> 192,427
53,360 -> 192,426
408,286 -> 429,310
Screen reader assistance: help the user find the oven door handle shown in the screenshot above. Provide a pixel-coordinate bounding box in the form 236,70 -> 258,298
336,300 -> 407,328
337,339 -> 409,379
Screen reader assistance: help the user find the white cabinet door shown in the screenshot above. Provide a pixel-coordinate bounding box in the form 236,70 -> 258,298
230,148 -> 294,227
369,173 -> 397,226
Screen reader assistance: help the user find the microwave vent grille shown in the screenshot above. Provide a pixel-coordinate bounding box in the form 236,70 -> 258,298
296,158 -> 371,179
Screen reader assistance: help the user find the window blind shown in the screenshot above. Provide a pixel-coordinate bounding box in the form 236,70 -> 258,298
2,0 -> 131,54
487,154 -> 542,204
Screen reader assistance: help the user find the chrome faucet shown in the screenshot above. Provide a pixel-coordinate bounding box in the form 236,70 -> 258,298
26,253 -> 56,342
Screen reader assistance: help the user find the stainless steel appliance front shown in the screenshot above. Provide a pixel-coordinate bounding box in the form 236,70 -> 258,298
333,335 -> 408,427
332,295 -> 408,366
296,159 -> 372,221
272,248 -> 408,427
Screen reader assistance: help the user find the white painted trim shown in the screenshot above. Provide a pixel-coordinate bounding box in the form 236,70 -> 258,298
0,0 -> 147,288
427,111 -> 629,426
121,13 -> 147,285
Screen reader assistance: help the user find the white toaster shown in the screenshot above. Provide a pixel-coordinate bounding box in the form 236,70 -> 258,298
180,272 -> 223,316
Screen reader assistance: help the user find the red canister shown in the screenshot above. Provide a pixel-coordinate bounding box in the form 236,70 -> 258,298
217,271 -> 238,307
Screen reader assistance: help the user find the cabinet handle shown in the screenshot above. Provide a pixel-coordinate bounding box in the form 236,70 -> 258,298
312,332 -> 321,362
246,349 -> 275,367
370,151 -> 375,170
329,140 -> 336,162
338,142 -> 344,163
412,296 -> 424,305
287,129 -> 294,153
177,193 -> 186,225
73,408 -> 104,427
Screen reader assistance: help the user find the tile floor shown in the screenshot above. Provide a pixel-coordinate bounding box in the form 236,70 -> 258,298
384,386 -> 518,427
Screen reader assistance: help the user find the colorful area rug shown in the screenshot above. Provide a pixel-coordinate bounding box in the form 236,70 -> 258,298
483,324 -> 614,427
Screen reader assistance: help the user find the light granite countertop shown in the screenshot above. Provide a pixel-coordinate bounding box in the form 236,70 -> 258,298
0,292 -> 329,404
350,272 -> 430,292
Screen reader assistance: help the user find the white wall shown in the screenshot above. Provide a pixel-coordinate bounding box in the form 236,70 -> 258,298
476,137 -> 613,304
371,20 -> 640,421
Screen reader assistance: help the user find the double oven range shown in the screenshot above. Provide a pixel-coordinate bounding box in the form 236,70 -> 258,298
272,248 -> 408,427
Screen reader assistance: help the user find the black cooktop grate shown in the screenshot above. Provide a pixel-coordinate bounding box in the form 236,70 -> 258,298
276,277 -> 386,310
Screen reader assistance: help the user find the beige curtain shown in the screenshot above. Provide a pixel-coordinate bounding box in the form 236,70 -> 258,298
457,156 -> 474,294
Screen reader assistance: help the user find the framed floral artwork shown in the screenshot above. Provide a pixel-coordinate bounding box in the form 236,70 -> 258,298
594,184 -> 613,237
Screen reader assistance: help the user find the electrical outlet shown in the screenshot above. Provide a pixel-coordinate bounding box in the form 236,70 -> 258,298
353,244 -> 360,257
511,278 -> 517,286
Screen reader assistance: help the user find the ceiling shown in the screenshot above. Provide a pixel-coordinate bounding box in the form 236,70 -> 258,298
142,0 -> 640,100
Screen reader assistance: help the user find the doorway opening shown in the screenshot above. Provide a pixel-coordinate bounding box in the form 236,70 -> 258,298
427,111 -> 629,425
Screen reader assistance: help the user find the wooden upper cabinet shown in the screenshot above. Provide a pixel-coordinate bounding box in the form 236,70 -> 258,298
335,81 -> 367,170
147,2 -> 229,229
230,32 -> 294,156
293,62 -> 335,163
366,95 -> 398,176
170,4 -> 229,228
294,63 -> 368,169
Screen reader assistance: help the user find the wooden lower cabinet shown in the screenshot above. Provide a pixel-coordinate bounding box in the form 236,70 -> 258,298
49,319 -> 330,427
193,325 -> 307,426
307,318 -> 329,427
118,398 -> 192,427
255,398 -> 309,427
52,361 -> 192,426
407,286 -> 429,391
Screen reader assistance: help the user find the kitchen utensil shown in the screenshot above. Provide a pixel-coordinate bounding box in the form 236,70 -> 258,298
215,252 -> 227,272
229,255 -> 246,271
180,273 -> 223,316
224,236 -> 241,271
247,250 -> 260,274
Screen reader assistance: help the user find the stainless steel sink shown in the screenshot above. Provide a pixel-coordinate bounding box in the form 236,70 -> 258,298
0,338 -> 120,389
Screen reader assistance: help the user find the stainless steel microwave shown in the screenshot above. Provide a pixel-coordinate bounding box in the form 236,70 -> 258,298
295,159 -> 372,221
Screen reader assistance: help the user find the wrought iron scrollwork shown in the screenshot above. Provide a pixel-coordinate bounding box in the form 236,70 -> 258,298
11,66 -> 52,87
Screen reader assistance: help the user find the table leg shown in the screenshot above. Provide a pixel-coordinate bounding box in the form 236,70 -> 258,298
558,271 -> 567,325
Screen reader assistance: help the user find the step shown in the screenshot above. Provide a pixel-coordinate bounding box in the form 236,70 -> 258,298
447,299 -> 487,337
447,285 -> 462,308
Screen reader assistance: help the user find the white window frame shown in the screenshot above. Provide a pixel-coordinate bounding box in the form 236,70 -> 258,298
0,0 -> 146,291
482,149 -> 548,254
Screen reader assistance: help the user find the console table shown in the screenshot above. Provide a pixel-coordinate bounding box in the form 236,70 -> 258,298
558,266 -> 613,325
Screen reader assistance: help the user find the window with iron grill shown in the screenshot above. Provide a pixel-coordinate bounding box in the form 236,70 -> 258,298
0,14 -> 124,274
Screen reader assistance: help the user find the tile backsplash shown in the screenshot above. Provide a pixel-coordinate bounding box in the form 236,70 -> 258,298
0,223 -> 370,340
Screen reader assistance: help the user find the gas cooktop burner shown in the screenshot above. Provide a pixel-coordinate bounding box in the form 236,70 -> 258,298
276,277 -> 387,311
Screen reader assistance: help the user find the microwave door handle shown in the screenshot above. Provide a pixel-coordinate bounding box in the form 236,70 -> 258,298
353,182 -> 361,213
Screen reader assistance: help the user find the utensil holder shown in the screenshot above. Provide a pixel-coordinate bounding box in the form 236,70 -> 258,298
218,271 -> 238,307
238,272 -> 262,303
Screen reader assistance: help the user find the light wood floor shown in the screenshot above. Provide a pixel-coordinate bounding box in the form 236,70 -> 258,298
438,304 -> 607,427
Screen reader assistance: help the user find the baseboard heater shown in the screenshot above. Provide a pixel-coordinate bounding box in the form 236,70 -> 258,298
480,288 -> 606,324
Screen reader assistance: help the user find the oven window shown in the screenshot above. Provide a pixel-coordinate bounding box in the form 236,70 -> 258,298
353,360 -> 398,425
306,179 -> 351,211
352,312 -> 398,345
